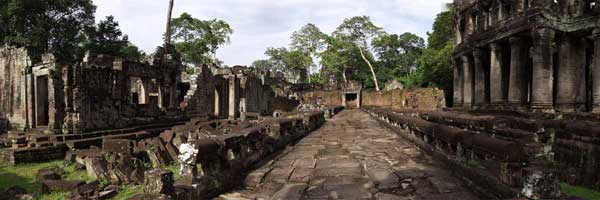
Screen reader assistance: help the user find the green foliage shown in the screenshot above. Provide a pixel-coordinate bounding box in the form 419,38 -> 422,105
332,16 -> 383,47
309,73 -> 326,84
372,32 -> 425,84
282,50 -> 312,70
252,59 -> 275,72
170,12 -> 233,65
113,185 -> 144,200
0,0 -> 97,63
121,43 -> 145,61
291,23 -> 327,57
264,47 -> 289,72
84,15 -> 129,57
405,4 -> 454,102
561,183 -> 600,200
0,160 -> 93,199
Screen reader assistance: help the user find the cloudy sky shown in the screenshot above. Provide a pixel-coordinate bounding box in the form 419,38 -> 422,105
94,0 -> 452,66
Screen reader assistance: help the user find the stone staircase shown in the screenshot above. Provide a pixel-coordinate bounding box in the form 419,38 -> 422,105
181,72 -> 200,110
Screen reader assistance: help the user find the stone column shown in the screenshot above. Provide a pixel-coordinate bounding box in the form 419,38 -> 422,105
531,28 -> 556,112
490,43 -> 506,105
228,76 -> 238,120
508,36 -> 528,108
473,49 -> 487,107
592,29 -> 600,112
556,35 -> 584,112
462,55 -> 474,108
453,60 -> 464,107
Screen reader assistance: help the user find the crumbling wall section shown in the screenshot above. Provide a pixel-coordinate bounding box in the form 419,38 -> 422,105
69,57 -> 181,133
0,46 -> 29,129
300,91 -> 344,107
362,88 -> 446,111
184,66 -> 216,117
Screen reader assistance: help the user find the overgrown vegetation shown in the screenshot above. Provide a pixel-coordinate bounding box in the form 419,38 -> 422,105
0,160 -> 91,199
0,160 -> 180,199
561,183 -> 600,200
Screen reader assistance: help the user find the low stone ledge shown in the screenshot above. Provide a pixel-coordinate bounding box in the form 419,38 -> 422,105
175,111 -> 327,199
364,107 -> 560,199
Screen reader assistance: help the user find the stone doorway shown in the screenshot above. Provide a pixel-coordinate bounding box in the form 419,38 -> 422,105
35,75 -> 49,127
345,93 -> 359,109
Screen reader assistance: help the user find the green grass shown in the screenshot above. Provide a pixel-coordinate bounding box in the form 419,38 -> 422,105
0,160 -> 93,200
1,160 -> 179,200
112,185 -> 144,200
561,183 -> 600,200
165,164 -> 181,181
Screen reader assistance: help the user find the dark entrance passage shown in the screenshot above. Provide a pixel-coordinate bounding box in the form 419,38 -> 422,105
345,93 -> 358,109
36,75 -> 49,127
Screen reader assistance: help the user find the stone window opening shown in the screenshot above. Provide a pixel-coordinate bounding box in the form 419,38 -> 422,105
130,77 -> 146,105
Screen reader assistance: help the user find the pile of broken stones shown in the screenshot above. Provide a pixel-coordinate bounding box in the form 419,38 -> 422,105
53,133 -> 182,199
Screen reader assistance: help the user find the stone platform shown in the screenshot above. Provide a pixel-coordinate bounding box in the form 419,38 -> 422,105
218,110 -> 479,200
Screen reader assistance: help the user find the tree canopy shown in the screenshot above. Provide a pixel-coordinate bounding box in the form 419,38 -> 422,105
0,0 -> 97,63
170,12 -> 233,65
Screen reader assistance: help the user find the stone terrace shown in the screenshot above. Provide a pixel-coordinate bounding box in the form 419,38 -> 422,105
218,110 -> 480,200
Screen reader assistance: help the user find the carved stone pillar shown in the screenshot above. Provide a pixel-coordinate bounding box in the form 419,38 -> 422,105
531,28 -> 556,112
556,35 -> 586,112
453,59 -> 463,107
462,55 -> 474,109
490,43 -> 506,105
473,49 -> 487,107
592,29 -> 600,113
508,36 -> 528,108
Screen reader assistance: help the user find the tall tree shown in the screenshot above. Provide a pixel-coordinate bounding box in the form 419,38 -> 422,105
170,12 -> 233,65
264,47 -> 289,72
291,23 -> 327,82
372,32 -> 425,79
282,50 -> 312,70
84,15 -> 129,56
333,16 -> 384,91
0,0 -> 97,63
414,3 -> 454,104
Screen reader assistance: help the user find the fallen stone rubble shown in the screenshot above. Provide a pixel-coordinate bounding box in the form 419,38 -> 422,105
363,106 -> 561,199
54,109 -> 330,200
172,111 -> 327,199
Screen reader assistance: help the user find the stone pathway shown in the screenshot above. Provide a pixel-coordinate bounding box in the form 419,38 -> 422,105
218,110 -> 480,200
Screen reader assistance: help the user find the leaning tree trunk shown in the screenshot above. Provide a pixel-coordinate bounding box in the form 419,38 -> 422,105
358,45 -> 380,91
165,0 -> 175,45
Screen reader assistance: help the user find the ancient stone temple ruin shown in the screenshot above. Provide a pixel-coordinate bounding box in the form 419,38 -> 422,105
453,0 -> 600,112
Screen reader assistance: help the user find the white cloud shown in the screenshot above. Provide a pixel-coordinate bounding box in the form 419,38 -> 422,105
93,0 -> 452,66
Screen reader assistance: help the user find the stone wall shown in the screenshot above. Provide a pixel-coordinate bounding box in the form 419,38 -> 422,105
299,91 -> 344,106
0,46 -> 29,129
362,88 -> 446,111
68,58 -> 181,133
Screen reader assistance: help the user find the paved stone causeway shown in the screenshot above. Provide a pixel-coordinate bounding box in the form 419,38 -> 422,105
218,110 -> 480,200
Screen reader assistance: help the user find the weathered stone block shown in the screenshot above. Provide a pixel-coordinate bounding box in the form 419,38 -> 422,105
144,169 -> 175,196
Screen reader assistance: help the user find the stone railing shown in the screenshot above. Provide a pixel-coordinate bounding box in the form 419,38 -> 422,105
173,111 -> 326,199
363,107 -> 561,199
408,108 -> 600,191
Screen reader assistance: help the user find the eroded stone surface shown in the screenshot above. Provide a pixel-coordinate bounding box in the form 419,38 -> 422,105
218,110 -> 480,200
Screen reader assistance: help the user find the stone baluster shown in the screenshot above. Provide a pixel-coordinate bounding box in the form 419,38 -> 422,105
531,28 -> 556,112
